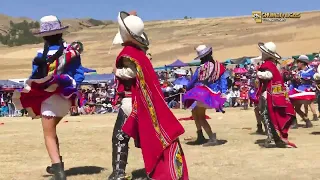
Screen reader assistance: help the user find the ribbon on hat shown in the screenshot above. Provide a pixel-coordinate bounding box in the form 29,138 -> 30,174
129,11 -> 137,16
40,21 -> 62,32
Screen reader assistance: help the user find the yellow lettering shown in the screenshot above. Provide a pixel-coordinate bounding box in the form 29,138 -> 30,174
272,85 -> 284,94
262,12 -> 301,19
262,13 -> 268,18
293,13 -> 301,18
269,13 -> 275,18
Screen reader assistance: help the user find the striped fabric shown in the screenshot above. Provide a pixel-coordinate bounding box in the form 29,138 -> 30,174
47,43 -> 81,75
198,60 -> 221,84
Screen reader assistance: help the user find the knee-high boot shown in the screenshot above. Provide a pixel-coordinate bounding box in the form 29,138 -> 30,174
108,109 -> 130,180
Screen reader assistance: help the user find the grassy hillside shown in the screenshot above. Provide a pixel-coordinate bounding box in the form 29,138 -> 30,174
0,11 -> 319,79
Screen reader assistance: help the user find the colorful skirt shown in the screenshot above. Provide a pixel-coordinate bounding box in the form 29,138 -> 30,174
12,74 -> 81,119
288,88 -> 316,101
183,85 -> 226,110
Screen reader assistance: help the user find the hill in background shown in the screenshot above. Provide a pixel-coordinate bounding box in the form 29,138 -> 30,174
0,14 -> 114,46
0,11 -> 319,79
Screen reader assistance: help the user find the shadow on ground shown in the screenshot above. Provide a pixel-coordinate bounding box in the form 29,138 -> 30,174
131,168 -> 148,180
311,131 -> 320,135
249,132 -> 266,136
185,139 -> 227,146
254,139 -> 296,148
255,139 -> 280,148
43,166 -> 105,178
65,166 -> 105,176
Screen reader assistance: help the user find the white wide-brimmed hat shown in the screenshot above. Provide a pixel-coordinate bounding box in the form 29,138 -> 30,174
113,31 -> 147,45
194,45 -> 212,59
296,55 -> 309,64
258,42 -> 281,60
33,15 -> 69,37
117,11 -> 149,47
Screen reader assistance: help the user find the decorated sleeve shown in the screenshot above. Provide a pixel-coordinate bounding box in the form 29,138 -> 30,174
257,70 -> 273,80
219,72 -> 228,94
115,58 -> 137,80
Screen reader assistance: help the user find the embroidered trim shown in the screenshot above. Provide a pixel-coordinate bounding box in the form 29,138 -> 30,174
173,143 -> 183,179
169,141 -> 184,180
124,56 -> 168,148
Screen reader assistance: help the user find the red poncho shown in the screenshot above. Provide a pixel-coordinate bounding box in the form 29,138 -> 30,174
116,45 -> 189,180
256,60 -> 296,147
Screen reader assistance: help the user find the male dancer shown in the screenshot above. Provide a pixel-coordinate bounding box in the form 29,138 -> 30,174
109,11 -> 188,180
256,42 -> 296,148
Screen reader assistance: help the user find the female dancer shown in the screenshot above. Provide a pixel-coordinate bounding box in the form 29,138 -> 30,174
289,55 -> 315,128
183,45 -> 227,146
12,15 -> 84,180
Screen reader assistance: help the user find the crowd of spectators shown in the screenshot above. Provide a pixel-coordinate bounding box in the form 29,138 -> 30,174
0,92 -> 17,117
1,64 -> 261,118
74,83 -> 117,116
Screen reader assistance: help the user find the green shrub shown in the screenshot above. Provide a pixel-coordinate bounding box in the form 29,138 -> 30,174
87,18 -> 105,26
0,20 -> 43,46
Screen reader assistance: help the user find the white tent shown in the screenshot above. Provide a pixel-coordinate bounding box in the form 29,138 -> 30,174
9,78 -> 27,85
250,56 -> 262,64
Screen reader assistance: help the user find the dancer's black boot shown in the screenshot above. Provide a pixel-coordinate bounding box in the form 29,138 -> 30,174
305,119 -> 313,128
108,136 -> 130,180
256,124 -> 264,134
272,133 -> 286,148
187,130 -> 206,145
203,133 -> 219,147
312,114 -> 319,121
47,156 -> 63,174
108,109 -> 130,180
49,162 -> 66,180
290,117 -> 298,129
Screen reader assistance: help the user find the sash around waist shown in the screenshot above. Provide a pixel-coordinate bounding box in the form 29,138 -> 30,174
117,91 -> 132,97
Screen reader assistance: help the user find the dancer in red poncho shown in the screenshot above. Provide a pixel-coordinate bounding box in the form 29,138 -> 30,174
256,42 -> 296,148
108,11 -> 188,180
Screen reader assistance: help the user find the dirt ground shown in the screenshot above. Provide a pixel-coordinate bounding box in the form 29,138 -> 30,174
1,108 -> 320,180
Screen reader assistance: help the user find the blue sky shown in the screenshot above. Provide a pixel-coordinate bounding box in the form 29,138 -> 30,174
1,0 -> 318,21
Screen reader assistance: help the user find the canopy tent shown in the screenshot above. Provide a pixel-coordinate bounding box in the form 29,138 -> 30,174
188,59 -> 201,66
166,59 -> 188,67
81,66 -> 97,73
82,73 -> 115,85
154,66 -> 173,71
0,80 -> 24,91
224,56 -> 254,66
281,59 -> 294,67
281,57 -> 292,60
292,53 -> 318,61
173,77 -> 190,86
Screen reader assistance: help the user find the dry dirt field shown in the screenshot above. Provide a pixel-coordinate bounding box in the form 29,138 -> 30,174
1,108 -> 320,180
0,11 -> 320,79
